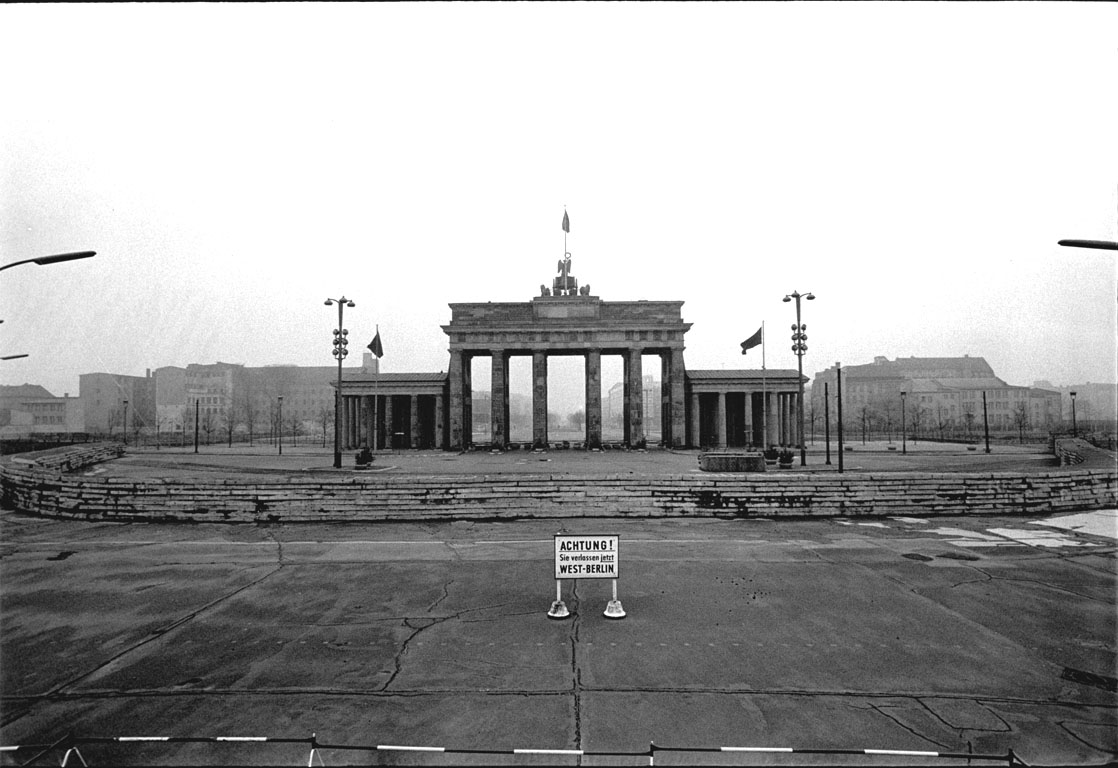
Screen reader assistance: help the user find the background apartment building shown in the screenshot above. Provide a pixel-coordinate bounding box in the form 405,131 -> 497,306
0,385 -> 83,435
78,372 -> 155,436
810,356 -> 1062,440
146,357 -> 379,443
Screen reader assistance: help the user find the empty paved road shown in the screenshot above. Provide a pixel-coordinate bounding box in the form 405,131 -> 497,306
1,510 -> 1115,766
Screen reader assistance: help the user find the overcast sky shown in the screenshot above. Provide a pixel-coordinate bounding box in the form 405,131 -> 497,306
2,3 -> 1116,412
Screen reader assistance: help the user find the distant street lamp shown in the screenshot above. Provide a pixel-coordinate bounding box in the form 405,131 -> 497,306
824,382 -> 831,466
325,296 -> 356,469
1070,391 -> 1078,436
982,391 -> 991,454
122,400 -> 129,446
783,290 -> 815,466
900,391 -> 907,455
836,362 -> 844,474
278,396 -> 284,455
0,250 -> 96,273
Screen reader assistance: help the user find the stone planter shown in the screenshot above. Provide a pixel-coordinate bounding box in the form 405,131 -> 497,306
698,452 -> 766,472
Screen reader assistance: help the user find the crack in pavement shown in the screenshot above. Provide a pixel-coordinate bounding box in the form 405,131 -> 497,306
427,579 -> 454,612
1057,718 -> 1118,753
42,564 -> 285,697
863,702 -> 961,750
378,599 -> 542,693
915,698 -> 1012,735
569,579 -> 583,759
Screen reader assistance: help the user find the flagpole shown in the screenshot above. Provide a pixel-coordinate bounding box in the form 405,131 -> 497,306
761,321 -> 767,451
374,356 -> 379,451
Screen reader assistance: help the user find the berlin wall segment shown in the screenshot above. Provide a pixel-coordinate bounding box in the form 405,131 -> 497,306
2,444 -> 1115,524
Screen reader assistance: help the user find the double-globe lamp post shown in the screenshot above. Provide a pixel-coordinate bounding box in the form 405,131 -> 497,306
326,297 -> 355,469
783,290 -> 815,466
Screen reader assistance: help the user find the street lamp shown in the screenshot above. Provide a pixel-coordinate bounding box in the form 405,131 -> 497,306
0,251 -> 96,273
122,400 -> 129,446
1058,239 -> 1118,251
1,252 -> 96,360
783,290 -> 815,466
325,296 -> 356,469
277,396 -> 284,455
1070,391 -> 1077,436
900,391 -> 906,455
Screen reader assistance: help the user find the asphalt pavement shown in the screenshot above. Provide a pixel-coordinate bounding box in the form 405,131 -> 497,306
1,508 -> 1115,766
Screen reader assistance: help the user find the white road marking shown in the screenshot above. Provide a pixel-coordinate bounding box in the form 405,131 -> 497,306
1027,510 -> 1118,540
987,528 -> 1090,548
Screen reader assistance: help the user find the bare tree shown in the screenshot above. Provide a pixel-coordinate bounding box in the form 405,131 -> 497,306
222,406 -> 236,447
568,409 -> 586,431
908,404 -> 926,443
201,408 -> 217,445
180,404 -> 193,447
858,405 -> 873,444
963,404 -> 976,439
318,406 -> 333,448
878,398 -> 898,442
240,390 -> 260,446
1012,402 -> 1029,443
289,413 -> 303,448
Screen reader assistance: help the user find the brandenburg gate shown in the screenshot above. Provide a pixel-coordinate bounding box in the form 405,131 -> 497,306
444,294 -> 690,451
336,253 -> 805,452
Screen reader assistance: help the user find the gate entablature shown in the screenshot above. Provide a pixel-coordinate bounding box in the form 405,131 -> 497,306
442,297 -> 692,450
443,297 -> 691,352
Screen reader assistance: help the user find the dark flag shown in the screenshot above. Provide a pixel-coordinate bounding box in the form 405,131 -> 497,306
368,327 -> 384,359
740,326 -> 763,355
562,210 -> 570,233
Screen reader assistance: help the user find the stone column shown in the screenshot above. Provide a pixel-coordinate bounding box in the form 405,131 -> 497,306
790,392 -> 799,448
490,349 -> 508,449
344,397 -> 354,449
767,392 -> 779,448
434,393 -> 445,449
409,395 -> 420,449
775,394 -> 783,445
585,349 -> 602,449
357,396 -> 366,448
668,349 -> 686,449
715,391 -> 727,449
448,350 -> 465,450
622,353 -> 631,445
787,395 -> 796,444
657,353 -> 670,447
690,392 -> 701,449
384,395 -> 394,450
626,348 -> 644,447
743,391 -> 754,448
532,351 -> 548,448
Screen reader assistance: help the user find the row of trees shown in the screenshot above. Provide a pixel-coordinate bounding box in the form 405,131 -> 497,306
108,398 -> 337,449
807,400 -> 1037,444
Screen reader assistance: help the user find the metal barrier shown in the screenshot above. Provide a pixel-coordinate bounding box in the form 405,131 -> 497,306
0,733 -> 1028,766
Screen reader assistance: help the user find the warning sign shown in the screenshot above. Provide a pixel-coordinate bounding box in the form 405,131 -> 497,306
554,534 -> 619,579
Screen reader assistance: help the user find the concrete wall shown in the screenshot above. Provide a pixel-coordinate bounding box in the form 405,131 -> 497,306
2,443 -> 1114,524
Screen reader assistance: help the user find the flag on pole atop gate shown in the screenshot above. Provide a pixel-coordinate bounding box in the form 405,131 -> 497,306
562,210 -> 570,233
368,327 -> 384,358
740,326 -> 763,354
